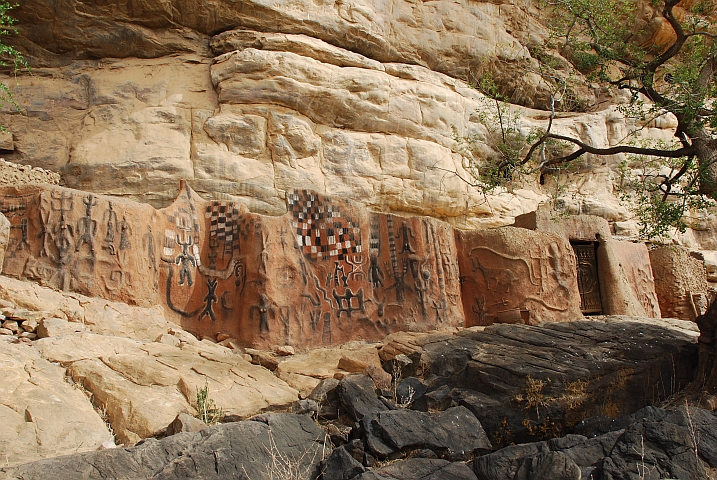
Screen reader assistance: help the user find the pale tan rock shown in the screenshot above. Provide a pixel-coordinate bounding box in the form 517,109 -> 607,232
156,333 -> 181,347
218,337 -> 239,348
0,276 -> 171,342
21,319 -> 38,332
168,412 -> 207,435
245,349 -> 279,371
0,131 -> 13,151
82,301 -> 171,343
34,332 -> 142,364
70,358 -> 191,444
337,356 -> 369,373
275,372 -> 321,399
703,250 -> 717,283
0,275 -> 85,323
36,317 -> 87,339
0,327 -> 13,335
211,30 -> 386,72
275,345 -> 295,356
2,319 -> 19,333
18,332 -> 37,340
276,343 -> 382,380
0,341 -> 112,467
35,332 -> 298,444
5,309 -> 45,323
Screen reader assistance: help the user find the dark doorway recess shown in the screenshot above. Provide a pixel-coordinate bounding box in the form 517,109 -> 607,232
571,242 -> 603,315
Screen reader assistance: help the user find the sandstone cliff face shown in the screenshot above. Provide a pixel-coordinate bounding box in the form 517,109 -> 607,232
0,0 -> 699,237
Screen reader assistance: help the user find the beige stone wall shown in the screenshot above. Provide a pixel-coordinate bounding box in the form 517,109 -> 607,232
0,0 -> 687,233
649,246 -> 709,321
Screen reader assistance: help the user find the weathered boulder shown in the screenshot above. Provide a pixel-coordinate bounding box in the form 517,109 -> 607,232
276,342 -> 382,395
357,458 -> 478,480
380,318 -> 698,447
0,341 -> 112,467
600,409 -> 707,480
650,245 -> 709,321
513,451 -> 581,480
319,446 -> 367,480
34,332 -> 299,444
338,374 -> 389,422
0,413 -> 327,480
474,406 -> 717,480
0,272 -> 171,343
362,406 -> 492,461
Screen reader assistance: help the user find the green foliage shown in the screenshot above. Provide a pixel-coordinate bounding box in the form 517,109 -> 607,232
543,0 -> 639,81
617,140 -> 713,240
467,0 -> 717,240
458,74 -> 546,194
196,379 -> 223,425
0,2 -> 26,116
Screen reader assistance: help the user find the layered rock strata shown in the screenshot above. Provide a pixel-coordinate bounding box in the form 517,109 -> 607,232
0,0 -> 689,233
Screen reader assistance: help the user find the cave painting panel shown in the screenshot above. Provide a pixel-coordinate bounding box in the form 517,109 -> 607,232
0,185 -> 159,306
0,184 -> 463,349
456,227 -> 583,326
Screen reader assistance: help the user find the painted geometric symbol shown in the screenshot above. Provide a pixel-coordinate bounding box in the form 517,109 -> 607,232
288,190 -> 362,260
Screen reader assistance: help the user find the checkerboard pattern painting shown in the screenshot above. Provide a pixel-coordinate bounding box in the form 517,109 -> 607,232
205,202 -> 239,254
288,190 -> 362,260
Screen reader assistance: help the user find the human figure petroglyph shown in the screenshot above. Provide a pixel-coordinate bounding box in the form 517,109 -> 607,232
250,294 -> 275,333
76,194 -> 98,254
369,256 -> 384,288
103,203 -> 118,255
175,234 -> 196,287
119,216 -> 132,251
198,277 -> 218,322
399,221 -> 416,254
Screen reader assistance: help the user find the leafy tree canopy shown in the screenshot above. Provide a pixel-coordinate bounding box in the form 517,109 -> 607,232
466,0 -> 716,239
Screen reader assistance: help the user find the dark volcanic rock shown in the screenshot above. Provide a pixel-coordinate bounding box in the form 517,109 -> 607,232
473,442 -> 550,480
514,451 -> 581,480
396,377 -> 428,406
364,406 -> 491,461
320,446 -> 366,480
356,458 -> 478,480
0,414 -> 326,480
338,374 -> 389,422
601,407 -> 717,480
388,320 -> 697,447
474,406 -> 717,480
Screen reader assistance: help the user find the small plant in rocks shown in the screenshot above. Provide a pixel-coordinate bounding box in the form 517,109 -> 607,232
196,378 -> 223,425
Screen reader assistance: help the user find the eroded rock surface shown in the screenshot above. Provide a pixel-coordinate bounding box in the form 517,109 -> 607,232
380,318 -> 698,448
473,406 -> 717,480
34,331 -> 299,445
0,0 -> 689,233
0,341 -> 112,467
0,413 -> 326,480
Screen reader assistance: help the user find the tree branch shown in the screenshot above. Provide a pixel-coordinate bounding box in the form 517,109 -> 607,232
540,133 -> 694,167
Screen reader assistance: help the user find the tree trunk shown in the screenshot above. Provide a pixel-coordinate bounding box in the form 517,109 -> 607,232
695,135 -> 717,197
689,299 -> 717,392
